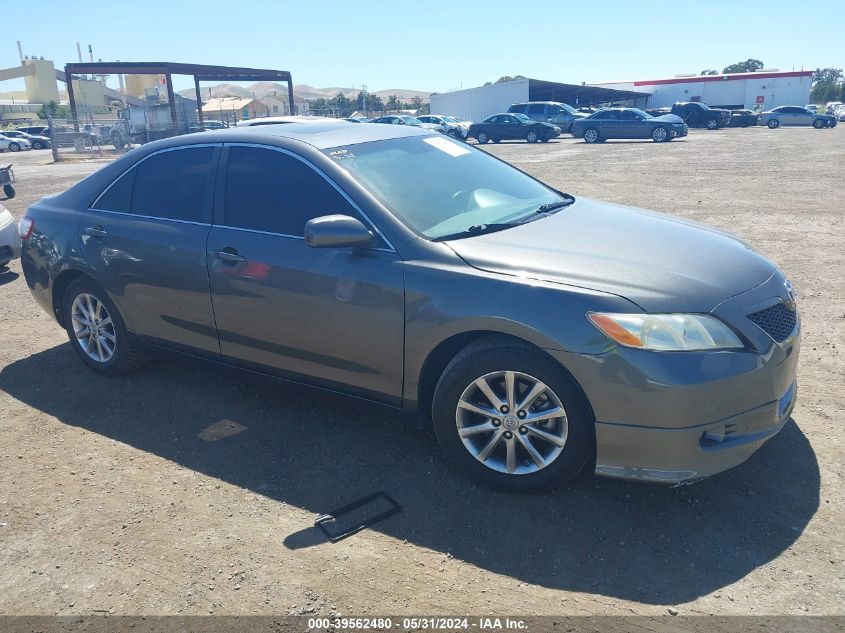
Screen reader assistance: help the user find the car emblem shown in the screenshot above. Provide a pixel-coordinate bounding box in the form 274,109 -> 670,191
784,279 -> 796,308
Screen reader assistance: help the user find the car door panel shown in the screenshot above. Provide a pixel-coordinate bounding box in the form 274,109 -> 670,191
206,144 -> 405,404
82,144 -> 221,356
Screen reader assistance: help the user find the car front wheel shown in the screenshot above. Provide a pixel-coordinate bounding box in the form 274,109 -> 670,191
432,337 -> 595,491
651,126 -> 669,142
583,128 -> 600,143
813,119 -> 825,129
526,130 -> 539,143
706,119 -> 719,130
767,119 -> 780,129
62,277 -> 147,376
476,131 -> 489,144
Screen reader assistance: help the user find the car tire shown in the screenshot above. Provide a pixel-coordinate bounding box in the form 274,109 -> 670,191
583,128 -> 600,143
2,184 -> 14,199
812,119 -> 825,129
432,336 -> 595,492
32,140 -> 44,149
767,119 -> 780,129
447,129 -> 461,139
8,142 -> 20,152
651,126 -> 669,142
526,130 -> 539,143
62,277 -> 147,377
476,132 -> 489,145
706,119 -> 719,130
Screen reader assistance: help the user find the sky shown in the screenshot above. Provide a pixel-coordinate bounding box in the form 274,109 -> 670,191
2,0 -> 842,95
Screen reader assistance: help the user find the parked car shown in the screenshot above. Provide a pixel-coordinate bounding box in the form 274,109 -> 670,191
759,106 -> 837,129
669,102 -> 731,129
44,126 -> 99,147
825,101 -> 843,114
0,134 -> 32,152
344,117 -> 369,123
417,115 -> 468,139
836,106 -> 845,122
369,115 -> 444,133
235,116 -> 335,127
804,104 -> 820,113
0,205 -> 20,268
19,121 -> 799,490
468,113 -> 560,144
2,129 -> 51,149
188,120 -> 229,133
728,109 -> 761,128
507,102 -> 586,132
15,125 -> 49,136
573,108 -> 688,143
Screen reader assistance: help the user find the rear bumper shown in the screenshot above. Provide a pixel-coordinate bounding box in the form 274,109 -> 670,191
0,218 -> 20,265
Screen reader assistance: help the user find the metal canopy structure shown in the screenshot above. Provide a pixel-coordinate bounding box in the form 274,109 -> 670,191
64,61 -> 294,132
527,79 -> 650,107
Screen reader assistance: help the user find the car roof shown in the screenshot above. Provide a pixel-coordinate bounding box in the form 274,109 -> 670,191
182,120 -> 434,149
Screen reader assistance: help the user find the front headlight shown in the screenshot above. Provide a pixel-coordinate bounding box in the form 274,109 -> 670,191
588,312 -> 744,351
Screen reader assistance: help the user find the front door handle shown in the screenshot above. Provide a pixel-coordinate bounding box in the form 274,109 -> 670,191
215,248 -> 246,264
83,226 -> 108,238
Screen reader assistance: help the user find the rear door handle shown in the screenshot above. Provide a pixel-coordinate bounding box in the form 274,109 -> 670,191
215,248 -> 246,263
83,226 -> 108,238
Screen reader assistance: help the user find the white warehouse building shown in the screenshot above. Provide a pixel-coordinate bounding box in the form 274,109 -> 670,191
593,70 -> 813,111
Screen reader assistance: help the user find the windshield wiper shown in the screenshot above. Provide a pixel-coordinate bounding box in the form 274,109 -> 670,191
514,195 -> 576,224
433,223 -> 517,242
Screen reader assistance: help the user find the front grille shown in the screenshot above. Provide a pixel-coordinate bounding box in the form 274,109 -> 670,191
747,302 -> 797,342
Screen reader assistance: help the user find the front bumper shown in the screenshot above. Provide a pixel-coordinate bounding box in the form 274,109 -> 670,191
550,271 -> 800,485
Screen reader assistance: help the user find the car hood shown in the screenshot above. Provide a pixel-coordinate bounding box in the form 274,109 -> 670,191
652,114 -> 685,123
418,123 -> 444,130
444,197 -> 776,313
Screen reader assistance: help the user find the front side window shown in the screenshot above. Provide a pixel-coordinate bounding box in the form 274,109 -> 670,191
223,146 -> 355,237
93,146 -> 215,222
324,136 -> 565,240
527,103 -> 546,114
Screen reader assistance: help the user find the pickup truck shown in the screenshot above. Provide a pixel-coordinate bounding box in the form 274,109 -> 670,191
668,102 -> 731,129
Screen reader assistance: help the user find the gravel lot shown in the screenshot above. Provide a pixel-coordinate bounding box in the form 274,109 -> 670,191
0,128 -> 843,617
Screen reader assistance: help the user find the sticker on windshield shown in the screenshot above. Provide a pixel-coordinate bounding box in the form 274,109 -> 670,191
423,136 -> 471,157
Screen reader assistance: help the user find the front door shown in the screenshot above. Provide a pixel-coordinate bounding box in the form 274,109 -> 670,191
206,144 -> 405,404
81,145 -> 221,356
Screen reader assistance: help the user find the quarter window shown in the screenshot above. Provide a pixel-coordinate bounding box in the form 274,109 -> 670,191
223,146 -> 356,237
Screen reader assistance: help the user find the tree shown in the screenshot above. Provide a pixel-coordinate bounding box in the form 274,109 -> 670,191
386,95 -> 401,111
36,100 -> 70,120
700,69 -> 719,75
810,67 -> 844,103
722,59 -> 764,74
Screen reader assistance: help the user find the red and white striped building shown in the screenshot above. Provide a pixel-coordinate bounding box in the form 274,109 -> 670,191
593,70 -> 813,110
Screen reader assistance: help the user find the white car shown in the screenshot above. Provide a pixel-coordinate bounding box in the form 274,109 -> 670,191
0,134 -> 32,152
836,106 -> 845,122
0,206 -> 21,268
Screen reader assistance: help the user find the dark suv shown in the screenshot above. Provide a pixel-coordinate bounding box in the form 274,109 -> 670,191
669,102 -> 731,130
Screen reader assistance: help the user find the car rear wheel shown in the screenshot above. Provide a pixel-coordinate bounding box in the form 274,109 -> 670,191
813,119 -> 825,129
767,119 -> 780,129
8,142 -> 20,152
526,130 -> 539,143
447,129 -> 461,139
476,131 -> 489,144
706,119 -> 719,130
3,184 -> 14,199
432,337 -> 595,491
32,140 -> 44,149
583,128 -> 600,143
651,126 -> 669,142
62,277 -> 147,376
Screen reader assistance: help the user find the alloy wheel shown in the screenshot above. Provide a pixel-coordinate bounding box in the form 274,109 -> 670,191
455,370 -> 568,475
9,142 -> 20,152
584,128 -> 599,143
527,131 -> 538,143
652,126 -> 668,142
71,293 -> 117,363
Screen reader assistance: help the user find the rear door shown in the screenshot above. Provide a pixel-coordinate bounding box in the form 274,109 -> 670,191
616,110 -> 645,138
206,144 -> 405,404
82,144 -> 221,356
525,103 -> 547,123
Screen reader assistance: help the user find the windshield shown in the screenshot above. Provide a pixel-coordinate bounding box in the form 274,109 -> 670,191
323,136 -> 566,240
559,103 -> 578,114
629,108 -> 652,118
513,113 -> 532,123
402,116 -> 424,125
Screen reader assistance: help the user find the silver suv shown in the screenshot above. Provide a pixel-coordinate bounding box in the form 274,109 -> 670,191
508,101 -> 585,132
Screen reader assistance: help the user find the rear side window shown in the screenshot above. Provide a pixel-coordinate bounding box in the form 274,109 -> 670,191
507,104 -> 526,114
526,103 -> 546,114
93,146 -> 215,222
223,146 -> 355,237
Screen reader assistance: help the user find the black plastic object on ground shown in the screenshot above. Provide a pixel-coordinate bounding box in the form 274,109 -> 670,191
314,491 -> 402,543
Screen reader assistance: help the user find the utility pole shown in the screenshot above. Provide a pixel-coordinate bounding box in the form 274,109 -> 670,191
361,83 -> 367,117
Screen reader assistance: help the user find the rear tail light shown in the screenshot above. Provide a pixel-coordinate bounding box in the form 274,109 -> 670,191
18,216 -> 35,239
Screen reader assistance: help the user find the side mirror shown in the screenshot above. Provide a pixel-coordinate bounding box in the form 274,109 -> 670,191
305,215 -> 374,249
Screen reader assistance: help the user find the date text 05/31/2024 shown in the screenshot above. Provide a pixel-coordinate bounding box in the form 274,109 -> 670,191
307,618 -> 528,630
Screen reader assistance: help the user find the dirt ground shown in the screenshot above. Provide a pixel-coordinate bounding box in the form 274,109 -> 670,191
0,128 -> 843,617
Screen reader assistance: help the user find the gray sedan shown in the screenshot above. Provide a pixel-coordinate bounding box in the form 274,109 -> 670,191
19,122 -> 798,491
573,108 -> 688,143
759,106 -> 837,129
